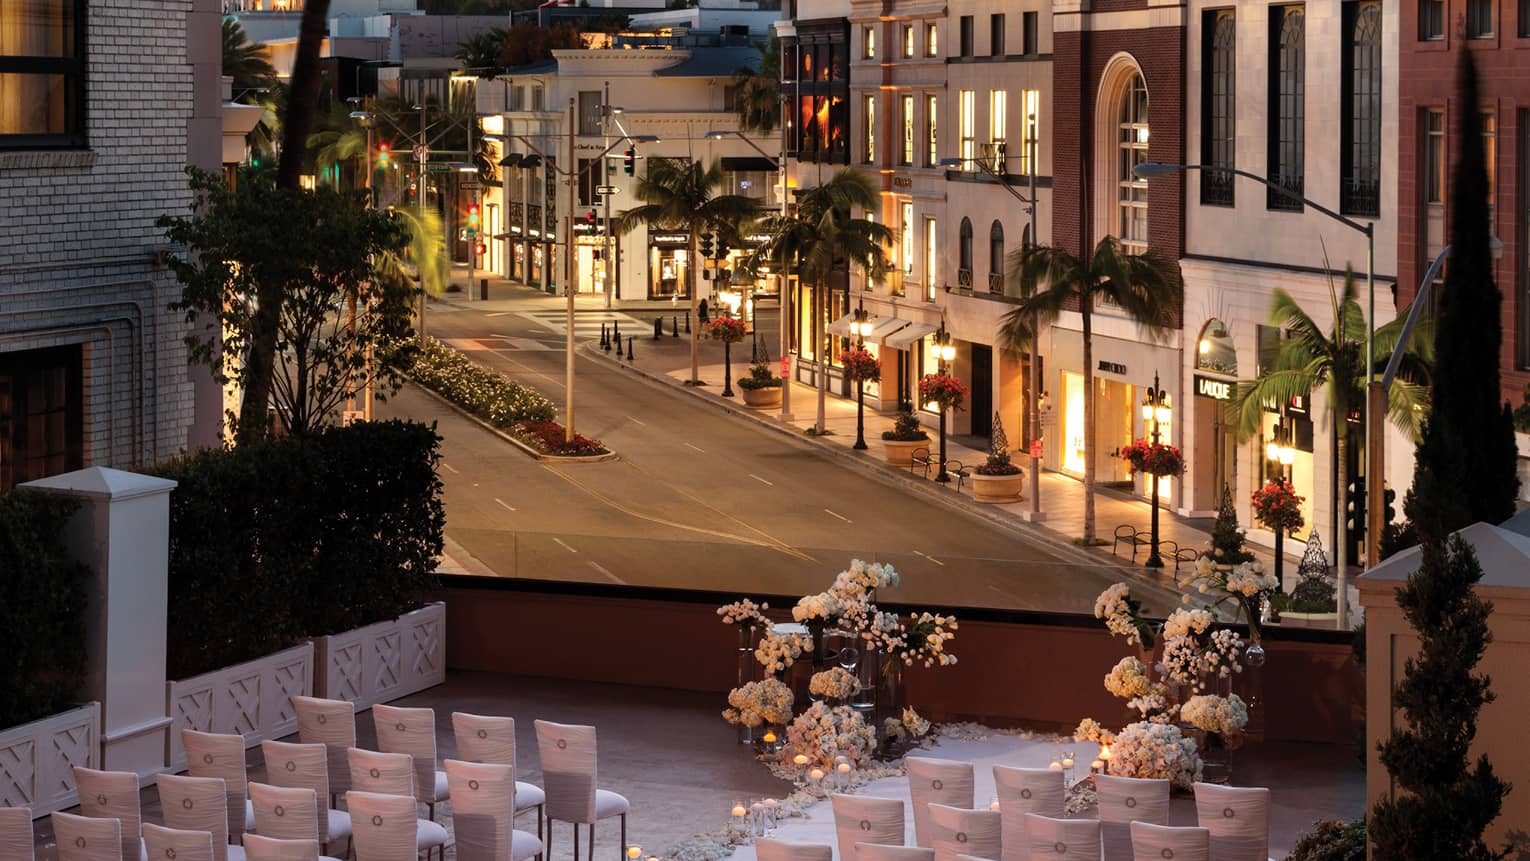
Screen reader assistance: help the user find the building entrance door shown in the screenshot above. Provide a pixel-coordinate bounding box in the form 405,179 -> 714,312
970,344 -> 992,439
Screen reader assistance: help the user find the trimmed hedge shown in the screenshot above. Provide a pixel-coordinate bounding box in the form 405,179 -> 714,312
151,420 -> 445,679
0,491 -> 90,728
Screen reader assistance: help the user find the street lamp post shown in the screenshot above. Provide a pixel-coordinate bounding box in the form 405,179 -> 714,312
1133,161 -> 1373,624
851,304 -> 872,450
347,107 -> 375,420
933,323 -> 956,483
1141,371 -> 1171,568
1266,413 -> 1297,589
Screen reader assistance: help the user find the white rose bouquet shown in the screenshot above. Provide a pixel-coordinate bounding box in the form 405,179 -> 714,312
1095,583 -> 1156,648
809,667 -> 861,701
756,629 -> 813,673
1180,693 -> 1249,738
792,592 -> 838,623
1073,717 -> 1116,747
785,701 -> 878,767
717,598 -> 772,629
722,678 -> 794,728
1108,721 -> 1203,790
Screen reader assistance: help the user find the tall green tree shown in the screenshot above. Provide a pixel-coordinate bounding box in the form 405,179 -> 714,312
731,35 -> 780,133
616,158 -> 763,384
997,237 -> 1182,543
455,27 -> 508,78
222,18 -> 276,99
308,101 -> 367,189
752,169 -> 891,431
1403,50 -> 1520,540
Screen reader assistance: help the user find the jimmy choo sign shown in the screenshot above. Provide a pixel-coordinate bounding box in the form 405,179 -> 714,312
1194,374 -> 1232,401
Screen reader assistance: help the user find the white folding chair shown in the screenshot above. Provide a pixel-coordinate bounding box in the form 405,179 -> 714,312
0,806 -> 35,861
445,759 -> 543,861
451,712 -> 547,832
928,805 -> 1000,861
242,835 -> 326,861
143,823 -> 215,861
346,748 -> 450,859
534,720 -> 629,861
1022,814 -> 1100,861
1096,774 -> 1170,861
907,759 -> 974,848
856,846 -> 934,861
183,729 -> 255,841
155,774 -> 242,861
260,740 -> 352,856
74,766 -> 147,861
372,705 -> 448,820
1192,784 -> 1269,861
1129,823 -> 1210,861
756,838 -> 833,861
992,766 -> 1063,861
832,794 -> 906,861
347,791 -> 419,861
247,783 -> 342,861
52,810 -> 124,861
292,697 -> 357,807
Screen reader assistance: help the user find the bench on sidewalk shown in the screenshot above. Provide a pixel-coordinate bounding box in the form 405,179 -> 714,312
943,460 -> 971,493
1113,526 -> 1202,572
909,447 -> 933,479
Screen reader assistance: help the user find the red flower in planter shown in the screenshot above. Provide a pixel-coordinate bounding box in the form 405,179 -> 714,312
840,347 -> 882,383
1119,439 -> 1186,477
1251,480 -> 1305,532
706,316 -> 748,344
918,372 -> 967,411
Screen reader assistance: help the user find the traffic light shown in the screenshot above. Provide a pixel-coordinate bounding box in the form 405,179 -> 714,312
474,241 -> 487,257
466,205 -> 479,236
623,148 -> 635,175
1346,477 -> 1366,534
1383,485 -> 1397,524
586,209 -> 597,226
699,232 -> 714,258
378,143 -> 390,167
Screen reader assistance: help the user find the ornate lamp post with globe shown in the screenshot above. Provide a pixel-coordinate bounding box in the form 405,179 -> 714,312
708,313 -> 748,397
844,305 -> 879,450
1121,371 -> 1181,568
921,323 -> 964,483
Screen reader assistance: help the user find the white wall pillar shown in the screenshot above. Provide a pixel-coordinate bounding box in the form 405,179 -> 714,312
21,467 -> 178,783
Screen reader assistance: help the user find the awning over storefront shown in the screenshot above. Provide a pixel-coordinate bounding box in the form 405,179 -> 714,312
826,312 -> 858,337
866,317 -> 910,342
883,321 -> 937,349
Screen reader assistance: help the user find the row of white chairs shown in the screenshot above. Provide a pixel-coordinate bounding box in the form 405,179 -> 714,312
0,698 -> 632,861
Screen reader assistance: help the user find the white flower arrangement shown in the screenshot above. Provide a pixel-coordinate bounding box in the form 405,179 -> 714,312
1107,721 -> 1203,790
1162,607 -> 1213,639
784,701 -> 878,767
722,678 -> 794,728
1160,628 -> 1244,690
717,598 -> 771,629
808,667 -> 861,701
886,612 -> 958,668
1103,656 -> 1152,699
1225,562 -> 1277,598
410,336 -> 556,426
1073,717 -> 1116,746
1094,583 -> 1152,647
883,706 -> 931,742
755,629 -> 813,673
1180,693 -> 1249,737
791,592 -> 837,623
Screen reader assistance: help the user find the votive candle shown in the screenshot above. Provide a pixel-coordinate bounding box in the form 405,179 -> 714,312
1048,760 -> 1062,770
628,848 -> 642,860
989,797 -> 1000,812
763,731 -> 777,744
1090,760 -> 1103,774
809,767 -> 826,782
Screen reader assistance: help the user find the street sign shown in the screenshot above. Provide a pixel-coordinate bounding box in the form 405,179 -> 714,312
462,180 -> 481,189
1029,440 -> 1043,459
596,185 -> 620,195
428,163 -> 450,173
412,144 -> 428,161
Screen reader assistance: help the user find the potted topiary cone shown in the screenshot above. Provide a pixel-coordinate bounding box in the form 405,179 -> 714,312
738,363 -> 783,408
881,410 -> 930,466
971,413 -> 1024,503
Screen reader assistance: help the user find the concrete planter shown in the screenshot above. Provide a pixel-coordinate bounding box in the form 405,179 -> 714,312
741,386 -> 782,408
882,438 -> 930,467
313,602 -> 446,711
165,643 -> 314,771
0,702 -> 100,817
1277,610 -> 1340,628
971,471 -> 1025,503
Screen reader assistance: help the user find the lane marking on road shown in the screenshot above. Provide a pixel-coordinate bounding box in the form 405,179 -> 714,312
483,348 -> 564,390
913,550 -> 946,567
749,474 -> 774,486
684,442 -> 706,453
627,415 -> 647,426
823,508 -> 852,523
494,498 -> 517,513
485,312 -> 513,317
552,537 -> 579,554
442,462 -> 460,474
588,561 -> 625,584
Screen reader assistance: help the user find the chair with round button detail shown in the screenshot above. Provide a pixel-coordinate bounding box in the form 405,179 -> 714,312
347,791 -> 420,861
242,835 -> 325,861
0,806 -> 36,861
831,794 -> 905,861
259,740 -> 351,858
53,811 -> 123,861
1096,774 -> 1169,861
756,839 -> 833,861
906,759 -> 974,849
992,766 -> 1063,861
445,758 -> 543,861
143,823 -> 216,861
1191,784 -> 1268,861
154,773 -> 244,861
372,705 -> 449,821
182,729 -> 255,844
74,766 -> 147,861
246,783 -> 343,861
346,747 -> 450,859
856,845 -> 934,861
927,805 -> 1000,861
533,720 -> 629,861
1021,814 -> 1100,861
451,712 -> 546,844
1128,822 -> 1209,861
292,697 -> 357,809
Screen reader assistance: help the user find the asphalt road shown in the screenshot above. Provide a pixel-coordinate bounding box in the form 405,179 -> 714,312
379,297 -> 1179,615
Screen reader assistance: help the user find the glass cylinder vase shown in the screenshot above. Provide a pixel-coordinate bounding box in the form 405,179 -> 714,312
1196,730 -> 1233,785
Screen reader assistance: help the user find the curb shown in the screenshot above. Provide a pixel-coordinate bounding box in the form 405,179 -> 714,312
407,380 -> 621,464
584,344 -> 1185,594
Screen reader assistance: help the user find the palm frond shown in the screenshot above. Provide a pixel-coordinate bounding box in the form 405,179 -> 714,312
1229,370 -> 1316,441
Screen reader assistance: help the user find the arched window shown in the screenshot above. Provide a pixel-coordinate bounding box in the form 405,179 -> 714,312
958,216 -> 973,272
1195,318 -> 1237,375
1117,72 -> 1149,255
988,220 -> 1004,292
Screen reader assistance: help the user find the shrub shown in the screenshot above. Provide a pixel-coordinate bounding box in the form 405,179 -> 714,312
408,336 -> 555,427
1289,575 -> 1338,613
150,420 -> 445,679
882,411 -> 929,442
517,421 -> 609,457
1285,819 -> 1366,861
0,491 -> 90,727
738,364 -> 782,391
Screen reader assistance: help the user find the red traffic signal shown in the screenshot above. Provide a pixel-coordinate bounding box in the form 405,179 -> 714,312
586,209 -> 597,225
474,242 -> 487,257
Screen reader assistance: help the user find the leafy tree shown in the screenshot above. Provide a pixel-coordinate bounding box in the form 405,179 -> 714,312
222,18 -> 276,98
616,158 -> 763,384
731,35 -> 780,133
308,100 -> 367,188
997,238 -> 1182,543
752,169 -> 891,431
159,168 -> 419,436
498,22 -> 583,68
455,27 -> 508,78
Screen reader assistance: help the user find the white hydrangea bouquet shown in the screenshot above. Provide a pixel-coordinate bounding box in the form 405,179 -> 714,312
722,678 -> 794,728
808,667 -> 861,702
1109,721 -> 1203,790
784,700 -> 878,767
1180,693 -> 1249,740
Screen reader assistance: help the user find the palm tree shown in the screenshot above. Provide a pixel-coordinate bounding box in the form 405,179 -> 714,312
1229,270 -> 1432,600
455,28 -> 507,78
731,35 -> 780,133
616,158 -> 763,384
222,18 -> 277,99
753,169 -> 891,432
997,237 -> 1183,543
308,102 -> 367,188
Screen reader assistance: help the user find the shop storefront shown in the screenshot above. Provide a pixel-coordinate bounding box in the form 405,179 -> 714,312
575,225 -> 607,294
509,230 -> 526,281
789,273 -> 850,393
649,232 -> 691,299
1188,319 -> 1238,513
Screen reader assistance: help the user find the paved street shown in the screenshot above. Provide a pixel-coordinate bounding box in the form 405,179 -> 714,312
381,291 -> 1184,615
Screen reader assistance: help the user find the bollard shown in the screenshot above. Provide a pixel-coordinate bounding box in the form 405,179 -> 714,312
672,316 -> 679,338
600,323 -> 608,350
684,312 -> 691,334
612,320 -> 621,344
653,317 -> 663,339
627,336 -> 634,361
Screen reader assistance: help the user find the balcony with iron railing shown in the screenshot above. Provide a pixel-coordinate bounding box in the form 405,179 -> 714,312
988,272 -> 1004,294
957,268 -> 974,291
1200,168 -> 1235,207
1339,175 -> 1380,219
1267,171 -> 1304,212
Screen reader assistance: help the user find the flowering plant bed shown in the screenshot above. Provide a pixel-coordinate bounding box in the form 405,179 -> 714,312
1119,439 -> 1186,476
515,420 -> 609,457
918,372 -> 967,411
840,347 -> 881,383
706,316 -> 748,343
1251,480 -> 1305,532
409,336 -> 555,426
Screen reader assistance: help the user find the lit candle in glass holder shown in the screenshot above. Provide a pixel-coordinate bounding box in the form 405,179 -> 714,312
627,847 -> 642,861
792,753 -> 810,782
731,801 -> 747,831
1089,760 -> 1103,775
764,798 -> 779,834
1048,760 -> 1062,771
836,760 -> 852,790
1062,751 -> 1075,785
762,730 -> 778,746
750,800 -> 765,837
809,767 -> 826,783
989,797 -> 1000,812
1098,743 -> 1112,775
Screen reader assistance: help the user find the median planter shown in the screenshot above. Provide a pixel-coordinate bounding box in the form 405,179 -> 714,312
313,602 -> 446,711
165,643 -> 314,771
741,386 -> 782,408
0,702 -> 100,817
971,470 -> 1024,503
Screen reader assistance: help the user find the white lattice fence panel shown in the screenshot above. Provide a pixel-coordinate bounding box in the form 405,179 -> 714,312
0,703 -> 99,818
402,603 -> 447,693
165,644 -> 314,771
315,603 -> 446,711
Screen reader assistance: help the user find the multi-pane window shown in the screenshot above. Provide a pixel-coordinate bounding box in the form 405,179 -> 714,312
578,91 -> 603,135
959,89 -> 976,169
988,90 -> 1007,173
901,94 -> 914,165
1467,0 -> 1493,37
1483,111 -> 1497,217
864,26 -> 876,58
959,217 -> 974,275
532,85 -> 545,111
1201,10 -> 1236,207
863,94 -> 876,163
1420,0 -> 1444,39
926,94 -> 939,166
1018,89 -> 1040,175
1117,74 -> 1150,255
989,220 -> 1005,291
959,15 -> 974,57
924,217 -> 939,300
0,0 -> 86,146
1023,12 -> 1038,54
0,346 -> 83,491
991,14 -> 1005,56
1423,109 -> 1445,205
509,86 -> 525,111
1268,5 -> 1306,211
902,24 -> 914,57
926,22 -> 939,56
901,201 -> 915,277
1341,0 -> 1381,217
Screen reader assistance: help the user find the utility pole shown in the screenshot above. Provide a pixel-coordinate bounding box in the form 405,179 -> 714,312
777,91 -> 792,422
416,99 -> 428,345
1025,111 -> 1044,521
564,97 -> 578,443
465,110 -> 475,301
603,80 -> 615,309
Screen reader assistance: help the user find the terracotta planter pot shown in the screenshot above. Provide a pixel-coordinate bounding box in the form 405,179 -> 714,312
971,470 -> 1024,503
740,386 -> 782,408
882,438 -> 929,467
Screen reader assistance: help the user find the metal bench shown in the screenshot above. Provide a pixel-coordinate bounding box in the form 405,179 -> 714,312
1113,524 -> 1150,559
944,460 -> 971,493
909,447 -> 933,479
